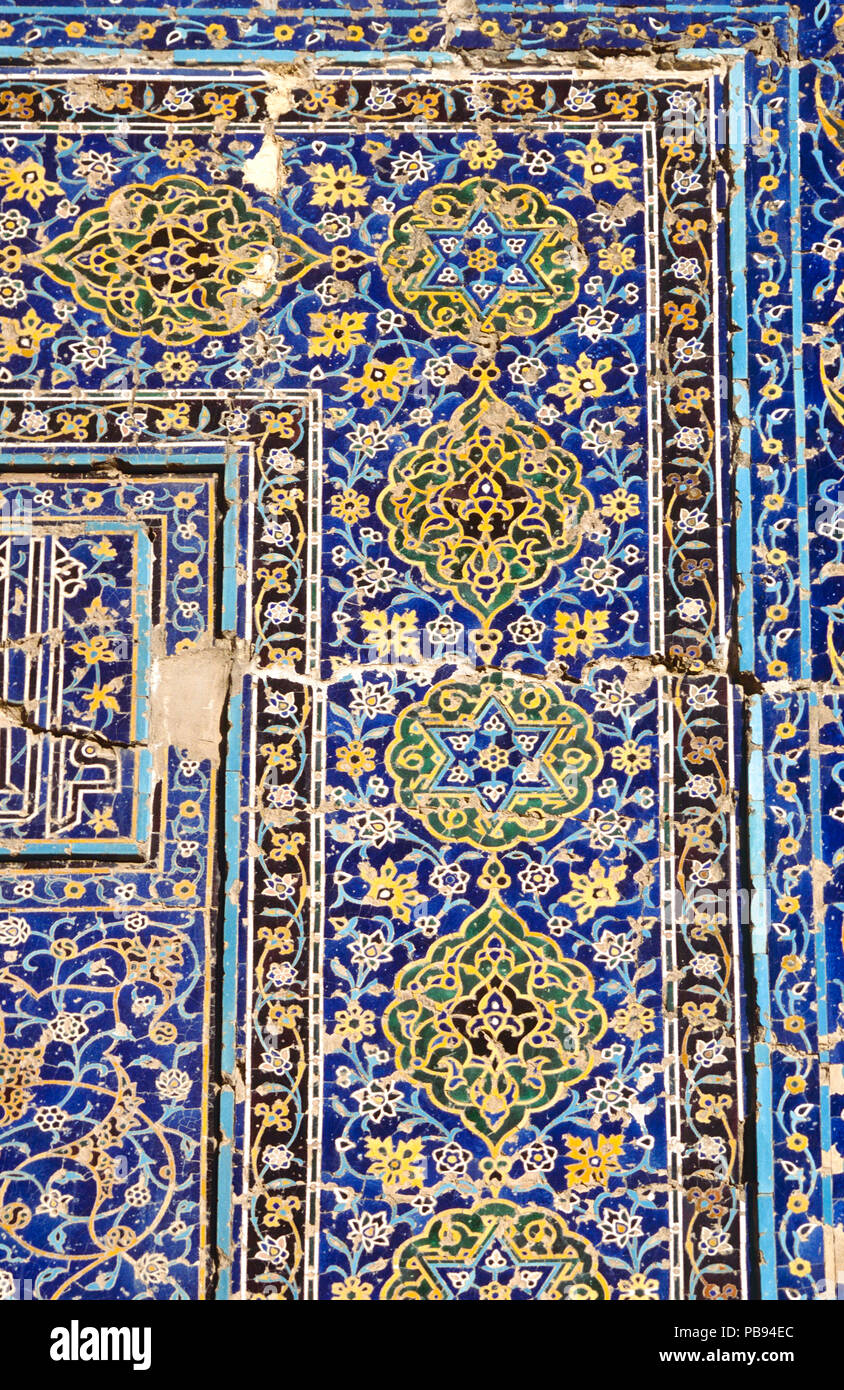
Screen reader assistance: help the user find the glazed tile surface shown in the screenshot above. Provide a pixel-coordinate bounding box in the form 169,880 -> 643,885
0,1 -> 840,1303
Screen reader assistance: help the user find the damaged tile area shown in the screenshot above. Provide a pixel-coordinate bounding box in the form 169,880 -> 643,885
0,1 -> 840,1303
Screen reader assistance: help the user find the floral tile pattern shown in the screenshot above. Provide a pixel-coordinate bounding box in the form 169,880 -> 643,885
0,1 -> 840,1304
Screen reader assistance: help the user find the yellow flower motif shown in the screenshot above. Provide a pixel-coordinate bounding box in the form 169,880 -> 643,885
360,858 -> 424,924
693,1092 -> 730,1124
609,740 -> 652,774
260,742 -> 297,772
159,403 -> 191,432
263,1194 -> 300,1227
64,882 -> 85,900
308,311 -> 369,357
601,488 -> 640,522
787,1193 -> 809,1214
786,1133 -> 808,1152
564,1133 -> 624,1188
466,246 -> 497,272
553,609 -> 609,658
306,162 -> 368,208
552,352 -> 613,413
343,356 -> 413,408
92,538 -> 117,558
70,635 -> 117,665
274,24 -> 294,41
497,82 -> 539,114
83,595 -> 113,625
202,93 -> 238,120
159,350 -> 195,382
333,1000 -> 376,1041
606,91 -> 639,120
81,681 -> 122,715
675,384 -> 710,413
365,1136 -> 425,1191
361,610 -> 419,659
267,1001 -> 301,1031
598,241 -> 636,275
89,809 -> 118,835
162,139 -> 202,172
0,308 -> 57,362
567,134 -> 635,190
0,157 -> 62,208
335,740 -> 375,776
561,860 -> 626,923
331,1275 -> 373,1300
404,89 -> 440,120
618,1272 -> 659,1300
612,995 -> 656,1040
329,489 -> 369,524
479,1284 -> 512,1299
462,137 -> 503,171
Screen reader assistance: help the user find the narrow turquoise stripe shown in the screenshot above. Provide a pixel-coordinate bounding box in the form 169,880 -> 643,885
790,38 -> 812,681
135,747 -> 153,845
216,448 -> 246,1299
756,1038 -> 777,1301
748,693 -> 777,1297
131,522 -> 154,849
222,450 -> 240,633
0,840 -> 144,856
216,680 -> 243,1301
215,1086 -> 235,1300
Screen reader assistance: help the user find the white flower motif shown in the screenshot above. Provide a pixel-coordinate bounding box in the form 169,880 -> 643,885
429,863 -> 470,896
0,917 -> 28,946
348,1211 -> 392,1252
597,1206 -> 644,1247
155,1067 -> 191,1103
46,1013 -> 88,1044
